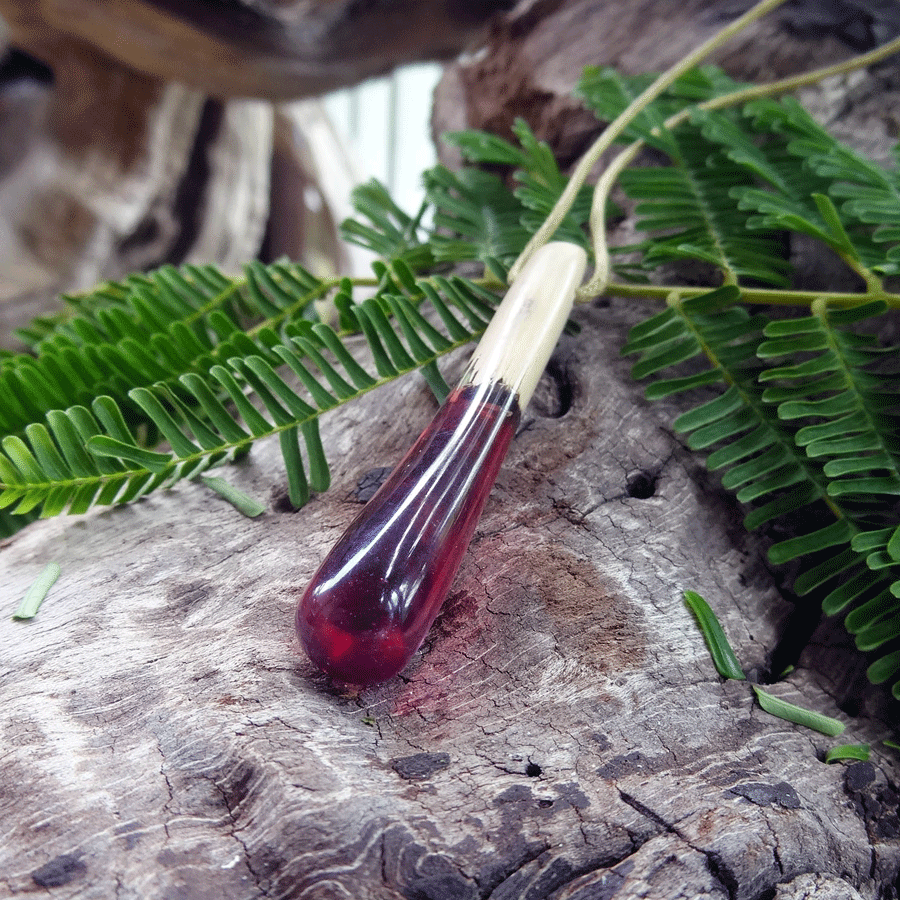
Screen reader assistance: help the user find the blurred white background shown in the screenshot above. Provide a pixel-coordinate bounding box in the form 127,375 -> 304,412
323,63 -> 443,217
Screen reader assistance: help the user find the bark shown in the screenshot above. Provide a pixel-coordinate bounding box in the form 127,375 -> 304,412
0,0 -> 513,100
0,298 -> 898,899
433,0 -> 900,170
1,2 -> 899,898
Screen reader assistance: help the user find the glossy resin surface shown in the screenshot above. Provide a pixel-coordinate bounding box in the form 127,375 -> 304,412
297,381 -> 520,685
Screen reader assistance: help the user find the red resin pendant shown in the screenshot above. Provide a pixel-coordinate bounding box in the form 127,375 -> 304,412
296,241 -> 587,686
297,381 -> 520,686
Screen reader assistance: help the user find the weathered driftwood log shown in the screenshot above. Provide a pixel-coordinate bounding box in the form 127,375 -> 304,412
0,0 -> 513,99
1,1 -> 899,898
0,0 -> 512,342
0,41 -> 274,342
0,299 -> 898,899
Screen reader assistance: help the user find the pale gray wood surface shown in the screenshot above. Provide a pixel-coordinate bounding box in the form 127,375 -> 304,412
1,299 -> 897,899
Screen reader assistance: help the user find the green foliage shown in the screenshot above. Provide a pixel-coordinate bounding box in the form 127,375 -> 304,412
444,119 -> 594,250
752,685 -> 847,736
575,65 -> 900,703
737,97 -> 900,276
0,269 -> 498,518
825,744 -> 870,763
11,562 -> 60,620
201,476 -> 266,517
684,587 -> 853,739
2,60 -> 900,706
338,180 -> 435,269
579,67 -> 792,284
683,590 -> 746,680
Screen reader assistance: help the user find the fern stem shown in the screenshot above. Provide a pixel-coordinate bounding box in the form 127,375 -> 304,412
831,255 -> 884,297
507,0 -> 792,285
605,282 -> 900,309
577,33 -> 900,300
692,32 -> 900,110
245,275 -> 379,338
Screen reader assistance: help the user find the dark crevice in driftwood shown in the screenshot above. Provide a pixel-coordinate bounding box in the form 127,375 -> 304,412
486,845 -> 641,900
619,789 -> 742,900
766,591 -> 823,684
209,772 -> 270,897
112,98 -> 225,271
269,480 -> 301,513
530,353 -> 579,420
0,46 -> 53,84
478,841 -> 553,899
625,469 -> 657,500
617,790 -> 671,833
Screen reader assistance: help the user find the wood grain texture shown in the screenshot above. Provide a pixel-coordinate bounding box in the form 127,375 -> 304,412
1,299 -> 897,898
0,0 -> 515,99
1,2 -> 899,896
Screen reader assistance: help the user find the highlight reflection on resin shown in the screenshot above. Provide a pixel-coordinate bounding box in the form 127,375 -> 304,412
297,242 -> 587,686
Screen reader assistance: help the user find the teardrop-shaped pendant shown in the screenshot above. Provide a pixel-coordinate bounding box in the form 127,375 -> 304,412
297,243 -> 587,686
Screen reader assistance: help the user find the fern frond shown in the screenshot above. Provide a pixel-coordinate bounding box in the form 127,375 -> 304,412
757,299 -> 900,690
339,179 -> 435,270
445,119 -> 594,250
630,291 -> 833,529
579,67 -> 793,286
0,261 -> 333,442
577,66 -> 686,151
758,299 -> 900,510
627,284 -> 900,697
424,166 -> 531,265
582,64 -> 900,697
733,98 -> 898,276
0,278 -> 498,519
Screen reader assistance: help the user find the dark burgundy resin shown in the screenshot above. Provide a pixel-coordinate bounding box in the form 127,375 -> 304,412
297,381 -> 520,686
